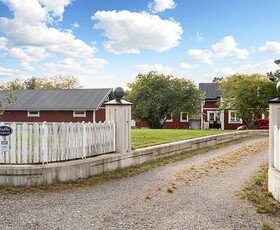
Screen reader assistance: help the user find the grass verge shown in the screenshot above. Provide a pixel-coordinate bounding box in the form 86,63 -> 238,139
239,165 -> 280,215
239,165 -> 280,230
172,140 -> 268,186
0,135 -> 266,196
131,129 -> 234,149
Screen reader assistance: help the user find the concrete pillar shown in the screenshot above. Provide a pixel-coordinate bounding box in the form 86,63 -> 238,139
105,87 -> 132,155
220,110 -> 225,130
268,97 -> 280,201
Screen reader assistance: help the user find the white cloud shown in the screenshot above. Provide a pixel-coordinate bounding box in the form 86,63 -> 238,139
180,63 -> 199,70
212,60 -> 279,77
187,36 -> 249,64
148,0 -> 176,13
0,37 -> 8,50
5,47 -> 52,62
232,48 -> 249,59
42,58 -> 109,76
213,66 -> 236,77
211,36 -> 249,59
6,48 -> 29,60
193,32 -> 205,42
39,0 -> 71,21
20,62 -> 34,72
212,36 -> 237,58
135,64 -> 173,75
0,0 -> 96,62
71,22 -> 80,29
237,60 -> 279,75
0,66 -> 27,78
92,10 -> 182,54
259,41 -> 280,54
187,49 -> 213,64
3,0 -> 48,25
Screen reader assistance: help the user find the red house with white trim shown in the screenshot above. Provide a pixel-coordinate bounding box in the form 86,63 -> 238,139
199,83 -> 243,130
0,88 -> 113,123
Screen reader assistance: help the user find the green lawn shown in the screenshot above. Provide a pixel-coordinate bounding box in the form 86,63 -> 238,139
131,129 -> 234,149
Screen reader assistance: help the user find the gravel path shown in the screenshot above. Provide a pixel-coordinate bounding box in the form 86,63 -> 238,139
0,137 -> 276,230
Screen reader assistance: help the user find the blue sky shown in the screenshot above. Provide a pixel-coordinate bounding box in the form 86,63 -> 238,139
0,0 -> 280,89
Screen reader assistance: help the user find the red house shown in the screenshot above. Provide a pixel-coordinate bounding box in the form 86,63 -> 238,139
0,88 -> 113,123
199,83 -> 244,130
135,111 -> 190,129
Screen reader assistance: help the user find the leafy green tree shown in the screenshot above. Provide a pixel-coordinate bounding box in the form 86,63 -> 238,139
218,73 -> 278,126
212,77 -> 224,83
0,92 -> 17,115
39,75 -> 82,89
267,70 -> 280,83
23,77 -> 38,89
126,71 -> 203,128
0,79 -> 25,90
0,75 -> 82,90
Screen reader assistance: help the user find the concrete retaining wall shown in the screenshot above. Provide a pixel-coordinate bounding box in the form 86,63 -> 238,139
0,130 -> 268,186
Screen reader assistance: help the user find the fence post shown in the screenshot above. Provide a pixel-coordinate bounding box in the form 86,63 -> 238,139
105,87 -> 132,155
42,121 -> 48,164
82,121 -> 87,158
268,96 -> 280,202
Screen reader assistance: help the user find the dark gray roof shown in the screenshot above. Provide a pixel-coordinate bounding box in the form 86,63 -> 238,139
0,88 -> 112,111
199,83 -> 220,99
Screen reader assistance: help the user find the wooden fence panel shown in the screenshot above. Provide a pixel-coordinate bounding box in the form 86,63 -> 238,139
10,123 -> 16,164
0,121 -> 116,165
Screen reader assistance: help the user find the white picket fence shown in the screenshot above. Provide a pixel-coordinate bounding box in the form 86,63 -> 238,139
274,125 -> 280,170
0,121 -> 116,164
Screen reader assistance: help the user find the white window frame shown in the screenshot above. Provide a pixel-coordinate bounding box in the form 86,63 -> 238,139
28,111 -> 40,117
228,110 -> 242,124
165,112 -> 173,122
73,110 -> 86,117
180,112 -> 188,122
207,111 -> 221,124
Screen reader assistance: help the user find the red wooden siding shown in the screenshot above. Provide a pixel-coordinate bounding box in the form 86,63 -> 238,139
203,100 -> 218,108
136,114 -> 189,129
163,114 -> 189,129
95,108 -> 105,122
0,110 -> 106,123
223,111 -> 243,130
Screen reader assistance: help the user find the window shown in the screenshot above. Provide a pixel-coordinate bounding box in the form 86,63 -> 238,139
180,112 -> 188,122
28,111 -> 40,117
73,111 -> 86,117
207,111 -> 221,124
228,110 -> 242,123
165,112 -> 173,122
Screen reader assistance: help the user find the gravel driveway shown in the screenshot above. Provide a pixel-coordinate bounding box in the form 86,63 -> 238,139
0,137 -> 277,230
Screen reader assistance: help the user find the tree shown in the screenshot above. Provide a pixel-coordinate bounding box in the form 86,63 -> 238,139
0,92 -> 16,115
0,75 -> 82,90
126,71 -> 203,128
0,79 -> 25,90
212,77 -> 224,83
267,70 -> 280,83
39,75 -> 82,89
218,73 -> 278,126
23,77 -> 38,89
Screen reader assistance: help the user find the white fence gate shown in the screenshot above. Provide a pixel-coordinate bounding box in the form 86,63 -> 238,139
274,125 -> 280,170
0,121 -> 116,164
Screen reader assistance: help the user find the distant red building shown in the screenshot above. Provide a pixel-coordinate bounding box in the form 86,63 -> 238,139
136,83 -> 247,130
0,88 -> 112,123
199,83 -> 244,130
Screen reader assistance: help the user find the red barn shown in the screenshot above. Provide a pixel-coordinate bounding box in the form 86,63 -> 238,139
0,88 -> 113,123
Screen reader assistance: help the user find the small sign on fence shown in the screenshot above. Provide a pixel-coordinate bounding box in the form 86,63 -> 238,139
1,140 -> 8,152
0,125 -> 13,136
